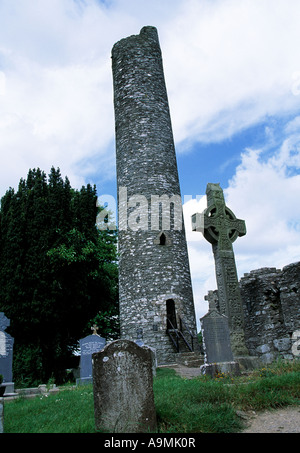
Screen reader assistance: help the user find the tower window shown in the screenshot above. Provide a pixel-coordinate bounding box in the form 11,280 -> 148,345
154,231 -> 171,246
159,233 -> 166,245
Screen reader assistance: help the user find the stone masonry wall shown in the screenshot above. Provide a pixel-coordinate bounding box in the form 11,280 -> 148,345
112,27 -> 198,365
206,262 -> 300,363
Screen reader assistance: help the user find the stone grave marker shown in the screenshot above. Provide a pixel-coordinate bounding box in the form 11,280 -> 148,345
0,312 -> 15,395
93,339 -> 157,433
200,308 -> 240,376
77,325 -> 106,385
192,183 -> 249,357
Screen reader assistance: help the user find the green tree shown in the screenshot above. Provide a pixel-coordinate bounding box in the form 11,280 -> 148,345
0,167 -> 118,386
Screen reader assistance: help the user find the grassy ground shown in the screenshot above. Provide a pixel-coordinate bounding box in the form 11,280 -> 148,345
4,360 -> 300,433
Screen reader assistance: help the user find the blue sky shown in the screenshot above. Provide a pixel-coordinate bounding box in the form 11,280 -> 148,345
1,0 -> 300,323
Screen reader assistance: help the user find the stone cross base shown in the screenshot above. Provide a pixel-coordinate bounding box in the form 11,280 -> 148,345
235,356 -> 262,371
76,377 -> 93,386
200,361 -> 240,377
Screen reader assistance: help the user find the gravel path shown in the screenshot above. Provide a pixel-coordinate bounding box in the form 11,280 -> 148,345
240,406 -> 300,433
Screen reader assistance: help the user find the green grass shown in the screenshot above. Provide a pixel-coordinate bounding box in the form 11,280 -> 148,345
154,364 -> 300,432
4,385 -> 95,433
4,360 -> 300,433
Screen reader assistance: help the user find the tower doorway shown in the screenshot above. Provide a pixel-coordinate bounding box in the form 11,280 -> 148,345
166,299 -> 177,329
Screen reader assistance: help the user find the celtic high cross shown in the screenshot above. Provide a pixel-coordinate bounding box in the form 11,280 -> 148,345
91,324 -> 99,336
192,183 -> 249,357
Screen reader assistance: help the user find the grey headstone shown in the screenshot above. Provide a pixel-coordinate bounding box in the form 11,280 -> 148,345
78,334 -> 106,383
200,310 -> 234,363
0,313 -> 14,388
93,339 -> 157,433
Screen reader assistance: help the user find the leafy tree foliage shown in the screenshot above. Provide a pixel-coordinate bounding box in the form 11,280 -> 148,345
0,167 -> 118,386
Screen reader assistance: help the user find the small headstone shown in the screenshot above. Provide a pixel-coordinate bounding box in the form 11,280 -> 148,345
201,310 -> 233,363
93,339 -> 157,433
0,313 -> 15,395
200,309 -> 240,376
77,327 -> 106,385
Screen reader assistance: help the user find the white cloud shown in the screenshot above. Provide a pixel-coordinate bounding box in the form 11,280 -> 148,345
186,123 -> 300,323
0,0 -> 118,193
1,0 -> 300,195
0,0 -> 186,195
225,134 -> 300,267
0,72 -> 5,96
183,196 -> 214,322
161,0 -> 300,147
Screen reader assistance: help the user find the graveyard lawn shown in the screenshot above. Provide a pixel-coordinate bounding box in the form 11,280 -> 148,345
3,360 -> 300,433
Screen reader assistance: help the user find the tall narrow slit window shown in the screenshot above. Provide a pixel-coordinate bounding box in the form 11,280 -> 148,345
159,233 -> 166,245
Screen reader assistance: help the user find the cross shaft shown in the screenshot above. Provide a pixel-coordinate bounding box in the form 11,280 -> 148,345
192,183 -> 249,357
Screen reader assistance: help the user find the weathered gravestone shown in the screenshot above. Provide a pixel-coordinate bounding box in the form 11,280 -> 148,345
77,325 -> 106,385
0,313 -> 15,395
192,183 -> 249,357
93,339 -> 157,433
200,304 -> 240,376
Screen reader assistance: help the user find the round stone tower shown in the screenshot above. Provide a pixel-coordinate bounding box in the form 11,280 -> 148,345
112,26 -> 198,364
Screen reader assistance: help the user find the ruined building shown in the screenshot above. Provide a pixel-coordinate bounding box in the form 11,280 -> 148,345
206,261 -> 300,363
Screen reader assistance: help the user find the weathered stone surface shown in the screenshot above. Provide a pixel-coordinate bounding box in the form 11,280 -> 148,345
200,361 -> 240,377
206,261 -> 300,363
193,184 -> 248,357
273,338 -> 291,352
200,308 -> 240,376
200,309 -> 234,363
240,263 -> 300,362
112,26 -> 198,364
92,339 -> 157,433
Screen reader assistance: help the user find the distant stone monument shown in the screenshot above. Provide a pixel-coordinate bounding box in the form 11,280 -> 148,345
0,312 -> 15,395
200,302 -> 240,376
77,325 -> 106,385
192,183 -> 249,357
93,339 -> 157,433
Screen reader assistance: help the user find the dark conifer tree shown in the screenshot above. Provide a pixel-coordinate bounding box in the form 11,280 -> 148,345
0,167 -> 118,385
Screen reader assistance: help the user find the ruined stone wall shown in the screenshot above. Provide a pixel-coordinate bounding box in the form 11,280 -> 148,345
112,27 -> 197,365
240,267 -> 287,362
205,262 -> 300,363
240,263 -> 300,362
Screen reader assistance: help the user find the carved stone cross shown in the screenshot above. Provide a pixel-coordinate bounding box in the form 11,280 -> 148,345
192,183 -> 249,357
91,324 -> 99,336
203,183 -> 246,250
